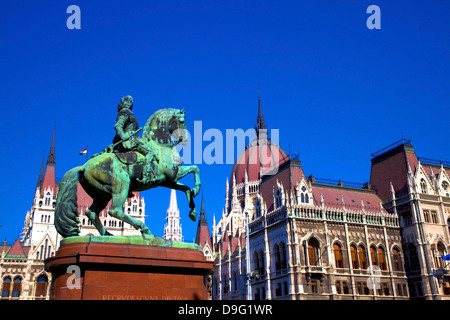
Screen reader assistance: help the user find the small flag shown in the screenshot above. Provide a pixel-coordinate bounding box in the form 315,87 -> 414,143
79,148 -> 88,155
441,254 -> 450,261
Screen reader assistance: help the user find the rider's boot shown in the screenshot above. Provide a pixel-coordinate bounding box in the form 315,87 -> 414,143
137,155 -> 156,185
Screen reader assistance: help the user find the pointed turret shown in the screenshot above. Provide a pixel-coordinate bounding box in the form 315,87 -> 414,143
163,189 -> 183,242
195,195 -> 212,257
41,126 -> 56,196
255,85 -> 268,142
36,153 -> 45,188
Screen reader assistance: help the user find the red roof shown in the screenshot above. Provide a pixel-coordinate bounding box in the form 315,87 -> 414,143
370,144 -> 413,200
311,185 -> 384,213
5,238 -> 27,257
231,139 -> 290,184
41,164 -> 56,196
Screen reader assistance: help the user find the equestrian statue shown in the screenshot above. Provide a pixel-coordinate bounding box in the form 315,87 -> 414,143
54,95 -> 201,239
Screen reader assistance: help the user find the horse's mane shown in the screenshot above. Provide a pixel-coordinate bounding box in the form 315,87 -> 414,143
142,108 -> 178,143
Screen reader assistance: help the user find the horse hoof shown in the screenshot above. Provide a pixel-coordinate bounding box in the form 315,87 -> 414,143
189,209 -> 197,222
140,226 -> 153,236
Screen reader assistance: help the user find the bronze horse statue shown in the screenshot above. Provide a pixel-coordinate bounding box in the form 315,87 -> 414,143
54,108 -> 200,238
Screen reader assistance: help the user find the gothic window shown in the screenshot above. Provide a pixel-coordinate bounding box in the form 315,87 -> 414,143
370,246 -> 377,266
276,188 -> 282,208
2,277 -> 11,298
253,251 -> 260,275
310,280 -> 318,294
333,243 -> 344,268
408,244 -> 420,272
35,275 -> 48,300
423,210 -> 430,223
274,244 -> 281,271
378,247 -> 387,270
280,242 -> 287,269
258,249 -> 265,275
307,238 -> 320,266
350,244 -> 359,269
358,245 -> 368,269
300,186 -> 309,204
442,181 -> 449,197
420,179 -> 427,194
392,247 -> 402,271
431,211 -> 438,224
222,274 -> 229,294
12,277 -> 22,298
435,242 -> 446,269
255,199 -> 261,218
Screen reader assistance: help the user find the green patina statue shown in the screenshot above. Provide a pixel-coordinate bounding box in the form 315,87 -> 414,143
54,96 -> 201,241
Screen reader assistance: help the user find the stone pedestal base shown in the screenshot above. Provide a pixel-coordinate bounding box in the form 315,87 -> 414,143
45,236 -> 213,300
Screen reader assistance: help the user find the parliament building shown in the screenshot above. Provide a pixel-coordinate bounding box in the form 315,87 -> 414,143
211,94 -> 450,300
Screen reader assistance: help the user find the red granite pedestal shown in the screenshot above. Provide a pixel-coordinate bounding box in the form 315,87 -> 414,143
45,239 -> 213,300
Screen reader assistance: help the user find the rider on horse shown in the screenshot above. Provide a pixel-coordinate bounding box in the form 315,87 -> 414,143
113,95 -> 158,185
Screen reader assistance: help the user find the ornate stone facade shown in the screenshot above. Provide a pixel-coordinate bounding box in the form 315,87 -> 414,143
212,95 -> 411,300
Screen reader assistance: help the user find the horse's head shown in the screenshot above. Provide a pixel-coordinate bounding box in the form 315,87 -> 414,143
168,108 -> 189,146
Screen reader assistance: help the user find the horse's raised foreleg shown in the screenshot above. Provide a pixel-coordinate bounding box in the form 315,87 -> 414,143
86,197 -> 112,236
164,165 -> 201,222
108,169 -> 153,238
176,165 -> 201,198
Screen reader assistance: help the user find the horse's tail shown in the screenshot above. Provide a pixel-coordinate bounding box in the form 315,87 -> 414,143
54,165 -> 84,238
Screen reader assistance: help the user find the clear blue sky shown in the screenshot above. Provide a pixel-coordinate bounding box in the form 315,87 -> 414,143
0,1 -> 449,243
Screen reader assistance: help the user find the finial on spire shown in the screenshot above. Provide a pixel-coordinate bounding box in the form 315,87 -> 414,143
255,83 -> 267,141
47,125 -> 56,165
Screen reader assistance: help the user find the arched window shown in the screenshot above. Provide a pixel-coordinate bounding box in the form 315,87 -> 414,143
392,247 -> 402,271
280,242 -> 287,269
12,277 -> 22,298
442,181 -> 449,197
378,247 -> 387,270
435,242 -> 446,269
333,243 -> 344,268
274,244 -> 281,271
408,244 -> 420,272
2,277 -> 11,298
35,275 -> 48,299
305,194 -> 309,204
258,249 -> 265,275
232,271 -> 237,292
276,189 -> 282,208
308,238 -> 320,266
358,245 -> 368,269
370,246 -> 377,266
350,244 -> 359,269
255,199 -> 261,218
253,251 -> 260,275
420,179 -> 427,194
222,274 -> 229,294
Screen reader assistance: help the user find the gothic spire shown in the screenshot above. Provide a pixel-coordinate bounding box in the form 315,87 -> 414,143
47,125 -> 56,165
41,126 -> 56,195
198,194 -> 207,225
255,83 -> 267,141
36,153 -> 45,188
195,194 -> 212,251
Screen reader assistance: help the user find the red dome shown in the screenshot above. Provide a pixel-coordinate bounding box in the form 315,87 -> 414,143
231,140 -> 290,184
